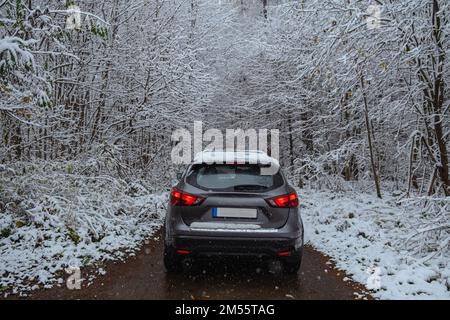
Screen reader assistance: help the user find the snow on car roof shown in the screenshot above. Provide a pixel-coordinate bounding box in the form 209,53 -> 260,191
192,150 -> 279,166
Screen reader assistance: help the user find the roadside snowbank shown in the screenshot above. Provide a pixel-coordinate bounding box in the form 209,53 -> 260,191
0,162 -> 167,296
301,189 -> 450,299
2,162 -> 448,300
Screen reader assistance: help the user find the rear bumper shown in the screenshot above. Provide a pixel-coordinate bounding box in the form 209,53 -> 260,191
173,235 -> 303,258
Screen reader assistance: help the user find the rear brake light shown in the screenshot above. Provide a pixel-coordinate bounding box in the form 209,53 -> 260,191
266,192 -> 298,208
170,188 -> 205,206
176,249 -> 191,255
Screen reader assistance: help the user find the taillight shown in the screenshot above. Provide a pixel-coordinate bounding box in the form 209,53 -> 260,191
277,251 -> 292,257
170,188 -> 205,206
266,192 -> 298,208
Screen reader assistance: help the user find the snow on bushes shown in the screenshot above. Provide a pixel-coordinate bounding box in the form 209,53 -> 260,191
301,189 -> 450,299
2,159 -> 449,299
0,161 -> 167,295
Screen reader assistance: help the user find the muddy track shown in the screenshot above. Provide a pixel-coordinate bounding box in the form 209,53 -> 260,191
25,229 -> 372,300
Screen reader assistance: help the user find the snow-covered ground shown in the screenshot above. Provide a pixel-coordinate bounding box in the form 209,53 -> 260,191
0,162 -> 167,296
301,189 -> 450,299
1,162 -> 449,299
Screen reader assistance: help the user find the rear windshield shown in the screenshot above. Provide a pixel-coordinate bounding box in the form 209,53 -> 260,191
185,164 -> 284,192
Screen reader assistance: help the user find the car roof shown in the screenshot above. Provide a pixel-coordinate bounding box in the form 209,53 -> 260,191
192,150 -> 279,166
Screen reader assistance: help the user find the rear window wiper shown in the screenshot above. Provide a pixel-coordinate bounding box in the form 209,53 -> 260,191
233,184 -> 267,191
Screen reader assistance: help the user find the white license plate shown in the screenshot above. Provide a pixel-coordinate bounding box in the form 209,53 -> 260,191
213,207 -> 257,219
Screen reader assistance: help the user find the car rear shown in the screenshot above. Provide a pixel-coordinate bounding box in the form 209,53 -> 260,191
164,152 -> 304,273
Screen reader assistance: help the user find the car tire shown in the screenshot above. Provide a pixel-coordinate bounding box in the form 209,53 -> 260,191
163,243 -> 182,273
283,256 -> 302,274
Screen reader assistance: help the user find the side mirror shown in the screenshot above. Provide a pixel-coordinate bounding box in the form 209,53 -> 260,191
176,172 -> 183,180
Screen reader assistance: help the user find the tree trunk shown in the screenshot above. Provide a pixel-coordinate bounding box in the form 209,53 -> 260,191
360,72 -> 382,198
430,0 -> 449,196
262,0 -> 268,19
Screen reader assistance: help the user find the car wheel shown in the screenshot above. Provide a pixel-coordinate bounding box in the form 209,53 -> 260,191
283,256 -> 302,274
163,243 -> 182,273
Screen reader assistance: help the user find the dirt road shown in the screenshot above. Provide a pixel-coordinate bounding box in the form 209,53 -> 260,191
27,229 -> 371,300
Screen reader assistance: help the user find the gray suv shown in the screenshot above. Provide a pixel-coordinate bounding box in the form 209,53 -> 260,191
164,151 -> 304,274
